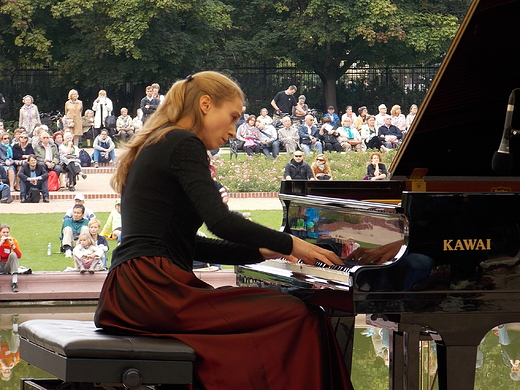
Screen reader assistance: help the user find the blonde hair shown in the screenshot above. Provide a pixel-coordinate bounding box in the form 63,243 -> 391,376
311,154 -> 332,176
78,233 -> 95,246
111,71 -> 244,193
68,89 -> 79,100
88,218 -> 101,228
390,105 -> 401,117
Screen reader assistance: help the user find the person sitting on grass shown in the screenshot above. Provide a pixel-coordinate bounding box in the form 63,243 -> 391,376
92,129 -> 116,168
101,198 -> 121,240
61,204 -> 89,258
88,218 -> 109,268
72,233 -> 104,274
0,224 -> 21,292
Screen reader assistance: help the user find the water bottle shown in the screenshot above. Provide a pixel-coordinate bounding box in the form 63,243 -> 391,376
47,242 -> 52,256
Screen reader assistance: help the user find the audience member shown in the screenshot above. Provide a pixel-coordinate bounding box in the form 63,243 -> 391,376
73,233 -> 104,274
52,131 -> 64,149
0,133 -> 15,191
133,109 -> 143,133
12,132 -> 34,191
34,131 -> 64,180
64,89 -> 83,146
92,89 -> 114,134
140,86 -> 160,123
292,95 -> 309,122
256,118 -> 280,159
63,193 -> 96,220
361,115 -> 386,152
375,104 -> 388,129
88,218 -> 109,267
101,198 -> 122,240
390,105 -> 407,133
378,115 -> 403,149
324,106 -> 339,128
259,108 -> 273,126
319,116 -> 341,152
115,107 -> 134,143
152,83 -> 165,104
59,131 -> 87,191
10,127 -> 24,147
92,129 -> 116,168
17,154 -> 49,203
236,115 -> 260,156
341,105 -> 357,126
30,125 -> 47,149
18,95 -> 40,135
284,152 -> 314,180
406,104 -> 418,132
354,106 -> 369,131
81,109 -> 95,147
298,115 -> 323,156
365,152 -> 388,180
277,116 -> 300,153
311,154 -> 332,180
0,224 -> 21,292
337,117 -> 363,152
271,85 -> 298,117
61,204 -> 89,258
0,167 -> 14,204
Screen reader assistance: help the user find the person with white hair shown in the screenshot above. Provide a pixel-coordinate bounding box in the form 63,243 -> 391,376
375,103 -> 388,129
18,95 -> 40,135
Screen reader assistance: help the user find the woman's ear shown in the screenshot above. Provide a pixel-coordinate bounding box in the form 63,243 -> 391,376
199,95 -> 211,115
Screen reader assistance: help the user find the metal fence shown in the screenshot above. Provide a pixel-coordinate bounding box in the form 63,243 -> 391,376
0,63 -> 438,125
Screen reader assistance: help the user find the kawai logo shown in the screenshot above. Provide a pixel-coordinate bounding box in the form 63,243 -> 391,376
443,239 -> 491,251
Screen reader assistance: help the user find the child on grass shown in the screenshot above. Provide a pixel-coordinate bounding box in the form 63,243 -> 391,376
72,233 -> 104,274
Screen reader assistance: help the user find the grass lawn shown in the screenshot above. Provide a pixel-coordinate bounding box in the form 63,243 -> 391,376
1,209 -> 283,271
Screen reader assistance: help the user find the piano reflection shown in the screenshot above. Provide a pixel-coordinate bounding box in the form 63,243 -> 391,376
236,1 -> 520,389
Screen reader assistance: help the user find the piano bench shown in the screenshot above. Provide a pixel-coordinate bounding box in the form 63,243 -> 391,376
19,319 -> 196,390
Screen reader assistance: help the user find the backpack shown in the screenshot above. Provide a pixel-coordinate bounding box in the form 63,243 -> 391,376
48,170 -> 60,191
79,149 -> 91,167
25,187 -> 41,203
104,114 -> 117,129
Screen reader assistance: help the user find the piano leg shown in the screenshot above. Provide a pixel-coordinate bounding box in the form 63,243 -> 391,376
390,324 -> 427,390
435,343 -> 478,390
327,311 -> 355,376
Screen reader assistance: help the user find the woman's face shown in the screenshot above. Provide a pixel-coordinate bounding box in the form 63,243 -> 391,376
394,108 -> 401,116
55,134 -> 63,144
367,117 -> 375,126
247,117 -> 256,126
411,106 -> 418,114
19,134 -> 28,144
371,154 -> 380,164
346,107 -> 352,114
199,97 -> 242,150
64,133 -> 73,143
70,92 -> 78,100
89,224 -> 100,235
1,228 -> 10,237
23,97 -> 33,106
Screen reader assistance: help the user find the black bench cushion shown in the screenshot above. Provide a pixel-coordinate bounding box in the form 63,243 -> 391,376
19,319 -> 195,361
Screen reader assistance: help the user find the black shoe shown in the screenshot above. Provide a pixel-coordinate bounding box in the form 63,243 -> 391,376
69,186 -> 75,191
11,282 -> 18,293
82,173 -> 87,180
43,197 -> 50,203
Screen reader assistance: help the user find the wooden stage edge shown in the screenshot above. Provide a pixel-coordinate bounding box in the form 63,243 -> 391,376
0,269 -> 237,305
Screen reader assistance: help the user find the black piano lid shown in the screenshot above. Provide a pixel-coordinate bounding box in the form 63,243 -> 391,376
391,0 -> 520,179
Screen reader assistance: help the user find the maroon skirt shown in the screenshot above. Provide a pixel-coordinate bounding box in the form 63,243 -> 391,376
95,256 -> 353,390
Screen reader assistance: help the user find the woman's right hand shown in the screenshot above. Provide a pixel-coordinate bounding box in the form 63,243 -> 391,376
290,235 -> 343,266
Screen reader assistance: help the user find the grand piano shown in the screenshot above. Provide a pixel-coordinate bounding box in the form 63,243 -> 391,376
236,0 -> 520,389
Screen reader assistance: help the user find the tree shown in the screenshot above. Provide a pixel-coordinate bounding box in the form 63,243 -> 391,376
224,0 -> 471,109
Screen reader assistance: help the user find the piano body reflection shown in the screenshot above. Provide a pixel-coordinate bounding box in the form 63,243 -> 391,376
237,0 -> 520,389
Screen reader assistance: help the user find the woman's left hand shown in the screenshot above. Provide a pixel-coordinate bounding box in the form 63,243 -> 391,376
290,236 -> 343,266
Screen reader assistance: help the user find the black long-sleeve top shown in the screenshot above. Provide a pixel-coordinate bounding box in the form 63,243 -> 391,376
111,129 -> 293,272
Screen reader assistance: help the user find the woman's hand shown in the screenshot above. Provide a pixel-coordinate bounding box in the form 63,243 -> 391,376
345,239 -> 404,265
290,236 -> 343,266
259,248 -> 299,263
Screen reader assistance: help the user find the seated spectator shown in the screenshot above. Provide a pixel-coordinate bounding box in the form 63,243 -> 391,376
354,106 -> 369,131
61,204 -> 89,258
236,115 -> 260,156
10,127 -> 25,147
256,118 -> 280,160
292,95 -> 309,123
101,198 -> 122,240
115,107 -> 135,143
405,104 -> 418,132
73,233 -> 104,274
311,154 -> 332,180
0,224 -> 21,292
365,152 -> 388,181
375,104 -> 388,129
258,108 -> 273,126
133,108 -> 143,133
88,218 -> 109,267
30,125 -> 49,149
63,193 -> 96,220
361,115 -> 386,152
59,131 -> 87,191
277,116 -> 300,153
324,106 -> 339,128
92,129 -> 116,168
17,154 -> 49,203
390,105 -> 407,133
378,115 -> 403,149
0,167 -> 14,203
341,105 -> 357,127
81,109 -> 95,147
0,133 -> 15,191
337,117 -> 363,152
34,131 -> 64,180
12,132 -> 34,191
284,152 -> 314,180
298,115 -> 323,156
319,116 -> 341,152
